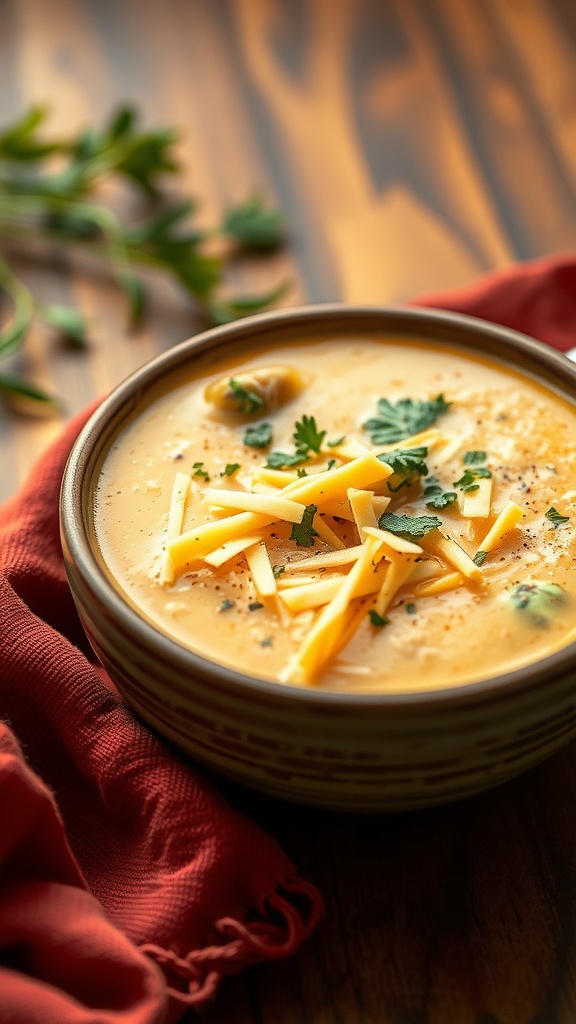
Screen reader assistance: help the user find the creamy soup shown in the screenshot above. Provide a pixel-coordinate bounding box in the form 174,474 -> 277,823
95,335 -> 576,692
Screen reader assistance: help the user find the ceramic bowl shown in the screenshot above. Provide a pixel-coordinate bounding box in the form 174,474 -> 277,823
60,305 -> 576,812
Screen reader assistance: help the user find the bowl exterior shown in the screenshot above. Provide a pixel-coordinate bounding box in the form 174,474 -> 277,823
60,304 -> 576,811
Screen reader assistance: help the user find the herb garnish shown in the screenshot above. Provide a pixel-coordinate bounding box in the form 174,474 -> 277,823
290,504 -> 319,547
266,450 -> 308,469
219,599 -> 234,612
293,415 -> 326,456
221,463 -> 241,477
368,610 -> 389,627
378,447 -> 428,491
423,481 -> 457,510
260,636 -> 273,647
464,450 -> 487,465
545,507 -> 570,528
364,395 -> 451,445
243,422 -> 272,448
406,603 -> 417,614
327,435 -> 346,447
192,461 -> 210,480
228,378 -> 264,415
473,550 -> 488,566
453,467 -> 491,492
248,601 -> 264,611
272,564 -> 285,579
0,106 -> 287,409
378,512 -> 442,540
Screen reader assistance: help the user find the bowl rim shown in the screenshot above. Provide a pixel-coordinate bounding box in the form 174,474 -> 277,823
60,302 -> 576,710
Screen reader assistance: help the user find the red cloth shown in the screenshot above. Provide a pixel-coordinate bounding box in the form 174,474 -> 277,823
1,252 -> 575,1022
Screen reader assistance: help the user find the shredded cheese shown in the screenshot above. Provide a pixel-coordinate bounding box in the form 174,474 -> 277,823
202,488 -> 307,524
160,473 -> 191,585
477,500 -> 524,553
461,476 -> 493,518
245,541 -> 277,598
280,452 -> 393,505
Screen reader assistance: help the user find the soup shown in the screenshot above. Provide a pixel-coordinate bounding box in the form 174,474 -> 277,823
95,335 -> 576,692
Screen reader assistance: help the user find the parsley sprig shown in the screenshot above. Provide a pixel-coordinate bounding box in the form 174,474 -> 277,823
545,506 -> 570,528
378,447 -> 428,491
378,512 -> 442,540
0,106 -> 288,409
290,504 -> 319,547
364,395 -> 451,444
265,414 -> 328,469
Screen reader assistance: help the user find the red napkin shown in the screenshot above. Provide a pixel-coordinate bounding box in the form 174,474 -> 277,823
1,252 -> 575,1023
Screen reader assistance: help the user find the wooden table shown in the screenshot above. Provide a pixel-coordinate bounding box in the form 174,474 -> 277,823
2,2 -> 576,1020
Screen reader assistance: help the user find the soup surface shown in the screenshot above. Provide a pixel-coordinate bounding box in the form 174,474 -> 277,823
95,334 -> 576,691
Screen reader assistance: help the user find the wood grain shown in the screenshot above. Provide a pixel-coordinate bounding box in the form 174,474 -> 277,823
2,2 -> 576,1021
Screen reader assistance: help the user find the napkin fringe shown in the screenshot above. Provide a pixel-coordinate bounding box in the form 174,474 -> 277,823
139,877 -> 322,1006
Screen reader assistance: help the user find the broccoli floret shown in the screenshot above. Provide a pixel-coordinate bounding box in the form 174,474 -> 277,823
508,581 -> 567,628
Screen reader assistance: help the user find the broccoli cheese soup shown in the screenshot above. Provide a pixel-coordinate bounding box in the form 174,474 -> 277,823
94,335 -> 576,692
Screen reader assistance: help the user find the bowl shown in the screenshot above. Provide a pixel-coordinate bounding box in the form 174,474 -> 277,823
60,305 -> 576,812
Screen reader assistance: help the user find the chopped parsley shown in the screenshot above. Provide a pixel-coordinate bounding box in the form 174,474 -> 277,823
378,447 -> 428,491
368,610 -> 389,627
453,466 -> 491,492
228,377 -> 265,415
423,482 -> 457,510
327,459 -> 337,471
192,461 -> 210,480
218,599 -> 234,612
272,564 -> 285,579
293,414 -> 326,456
473,550 -> 488,566
327,435 -> 346,447
290,504 -> 319,547
243,422 -> 272,448
364,395 -> 451,445
464,450 -> 487,465
248,601 -> 264,611
296,467 -> 308,477
220,463 -> 241,477
406,603 -> 416,615
260,636 -> 273,647
266,450 -> 308,469
545,506 -> 570,528
378,512 -> 442,540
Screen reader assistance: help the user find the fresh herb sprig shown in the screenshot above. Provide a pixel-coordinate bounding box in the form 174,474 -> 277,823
0,105 -> 288,409
364,395 -> 451,445
265,414 -> 328,469
378,512 -> 442,541
378,447 -> 428,491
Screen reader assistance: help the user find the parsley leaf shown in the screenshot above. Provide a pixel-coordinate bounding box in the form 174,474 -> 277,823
378,512 -> 442,540
228,378 -> 264,415
473,550 -> 488,566
464,450 -> 487,465
272,564 -> 285,579
266,450 -> 308,469
327,435 -> 346,447
293,414 -> 326,456
243,422 -> 272,448
545,507 -> 570,528
368,610 -> 389,627
378,447 -> 428,491
218,599 -> 234,612
290,504 -> 319,547
192,461 -> 210,480
221,463 -> 241,477
364,395 -> 451,444
423,482 -> 457,510
222,191 -> 283,250
453,467 -> 491,490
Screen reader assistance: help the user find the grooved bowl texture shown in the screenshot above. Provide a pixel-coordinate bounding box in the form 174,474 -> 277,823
60,305 -> 576,811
